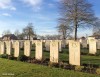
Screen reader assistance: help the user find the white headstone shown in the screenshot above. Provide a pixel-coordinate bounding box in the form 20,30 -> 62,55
35,40 -> 43,60
14,41 -> 20,57
24,40 -> 31,56
87,37 -> 95,44
0,41 -> 5,54
69,40 -> 80,66
89,39 -> 96,54
6,41 -> 12,55
50,40 -> 59,63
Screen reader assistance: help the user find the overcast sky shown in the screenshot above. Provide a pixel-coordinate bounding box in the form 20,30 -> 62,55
0,0 -> 100,37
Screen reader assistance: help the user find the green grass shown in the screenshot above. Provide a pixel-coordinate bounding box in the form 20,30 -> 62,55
1,47 -> 100,77
0,58 -> 100,77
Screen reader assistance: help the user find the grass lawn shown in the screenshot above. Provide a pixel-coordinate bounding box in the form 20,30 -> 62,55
0,58 -> 100,77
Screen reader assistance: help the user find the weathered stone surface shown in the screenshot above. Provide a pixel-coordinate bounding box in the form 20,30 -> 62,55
96,39 -> 100,49
0,41 -> 5,54
14,41 -> 20,57
69,40 -> 80,66
35,40 -> 43,60
24,40 -> 31,56
89,39 -> 96,54
6,41 -> 12,55
50,40 -> 59,63
87,37 -> 95,44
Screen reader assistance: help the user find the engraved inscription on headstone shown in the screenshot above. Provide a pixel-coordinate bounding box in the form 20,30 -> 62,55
69,40 -> 80,66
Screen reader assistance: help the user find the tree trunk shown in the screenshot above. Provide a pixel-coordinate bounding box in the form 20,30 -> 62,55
74,24 -> 77,40
74,0 -> 78,41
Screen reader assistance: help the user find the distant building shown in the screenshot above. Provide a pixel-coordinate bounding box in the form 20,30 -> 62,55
80,36 -> 86,40
2,34 -> 18,41
79,36 -> 86,43
90,35 -> 100,39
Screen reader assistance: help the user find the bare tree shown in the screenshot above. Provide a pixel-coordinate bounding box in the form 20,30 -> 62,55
57,24 -> 72,40
14,30 -> 24,40
44,35 -> 61,40
22,23 -> 36,40
93,19 -> 100,36
14,30 -> 20,36
59,0 -> 96,40
2,30 -> 11,36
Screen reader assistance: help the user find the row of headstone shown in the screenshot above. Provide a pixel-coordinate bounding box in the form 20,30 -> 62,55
0,40 -> 80,65
0,39 -> 99,66
80,37 -> 100,54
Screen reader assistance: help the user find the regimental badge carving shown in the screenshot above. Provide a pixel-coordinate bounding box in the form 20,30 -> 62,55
72,43 -> 77,47
37,42 -> 40,46
90,39 -> 94,42
52,42 -> 56,46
